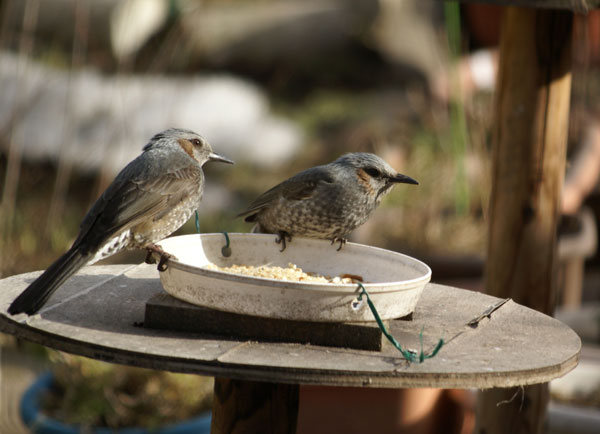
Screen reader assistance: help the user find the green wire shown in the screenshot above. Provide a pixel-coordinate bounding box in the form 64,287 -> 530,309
356,283 -> 444,363
221,232 -> 231,257
195,210 -> 231,257
222,232 -> 230,248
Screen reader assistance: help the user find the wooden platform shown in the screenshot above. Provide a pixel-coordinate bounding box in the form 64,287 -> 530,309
0,264 -> 581,389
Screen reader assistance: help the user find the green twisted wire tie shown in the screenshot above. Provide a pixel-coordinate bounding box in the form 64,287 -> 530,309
222,232 -> 230,248
195,210 -> 231,256
221,232 -> 232,257
356,282 -> 444,363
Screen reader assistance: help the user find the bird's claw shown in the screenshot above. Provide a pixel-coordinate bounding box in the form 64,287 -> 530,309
145,244 -> 175,271
275,231 -> 292,252
144,249 -> 157,264
331,237 -> 347,251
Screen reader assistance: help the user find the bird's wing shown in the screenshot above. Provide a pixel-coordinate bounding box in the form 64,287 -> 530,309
238,167 -> 334,218
75,166 -> 200,248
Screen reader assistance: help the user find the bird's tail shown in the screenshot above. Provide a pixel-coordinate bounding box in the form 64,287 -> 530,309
8,247 -> 90,315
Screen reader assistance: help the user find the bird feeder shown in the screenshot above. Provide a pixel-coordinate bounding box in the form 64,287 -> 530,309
154,233 -> 431,323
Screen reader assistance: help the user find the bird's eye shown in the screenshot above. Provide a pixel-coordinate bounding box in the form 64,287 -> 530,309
191,139 -> 202,146
364,167 -> 382,178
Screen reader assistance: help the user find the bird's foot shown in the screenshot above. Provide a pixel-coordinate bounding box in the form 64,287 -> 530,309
275,231 -> 292,252
331,237 -> 347,251
144,244 -> 174,272
144,249 -> 157,264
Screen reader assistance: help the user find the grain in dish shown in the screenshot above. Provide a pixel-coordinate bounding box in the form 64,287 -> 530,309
203,262 -> 363,284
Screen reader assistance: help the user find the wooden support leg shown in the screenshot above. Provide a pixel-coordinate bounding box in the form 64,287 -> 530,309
561,258 -> 584,309
477,386 -> 549,434
476,6 -> 573,434
211,377 -> 299,434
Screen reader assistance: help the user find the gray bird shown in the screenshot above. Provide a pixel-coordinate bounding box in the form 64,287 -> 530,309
238,152 -> 418,250
9,128 -> 233,315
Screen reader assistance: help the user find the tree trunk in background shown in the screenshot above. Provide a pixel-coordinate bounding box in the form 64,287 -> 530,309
476,7 -> 573,434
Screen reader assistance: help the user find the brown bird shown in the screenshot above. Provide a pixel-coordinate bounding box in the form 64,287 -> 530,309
238,152 -> 417,250
9,128 -> 233,315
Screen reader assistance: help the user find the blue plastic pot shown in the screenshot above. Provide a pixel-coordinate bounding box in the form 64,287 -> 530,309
20,372 -> 212,434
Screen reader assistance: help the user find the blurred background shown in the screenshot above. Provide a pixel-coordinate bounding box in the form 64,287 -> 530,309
0,0 -> 599,433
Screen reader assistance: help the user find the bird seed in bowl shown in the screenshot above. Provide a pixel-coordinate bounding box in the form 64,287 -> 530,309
203,262 -> 363,284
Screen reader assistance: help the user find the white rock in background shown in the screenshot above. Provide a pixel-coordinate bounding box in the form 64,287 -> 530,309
111,0 -> 169,60
0,52 -> 303,176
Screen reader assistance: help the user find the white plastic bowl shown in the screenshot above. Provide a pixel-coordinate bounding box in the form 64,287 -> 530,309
156,233 -> 431,322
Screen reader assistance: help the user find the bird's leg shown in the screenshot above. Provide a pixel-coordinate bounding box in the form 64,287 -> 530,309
275,231 -> 292,252
144,243 -> 174,271
331,237 -> 347,251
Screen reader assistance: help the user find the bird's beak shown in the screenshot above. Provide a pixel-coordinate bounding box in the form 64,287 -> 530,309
390,173 -> 418,185
208,152 -> 234,165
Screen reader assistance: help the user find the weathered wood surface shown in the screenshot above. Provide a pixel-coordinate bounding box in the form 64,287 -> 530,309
0,264 -> 580,389
477,6 -> 574,434
454,0 -> 600,13
145,293 -> 386,351
211,378 -> 299,434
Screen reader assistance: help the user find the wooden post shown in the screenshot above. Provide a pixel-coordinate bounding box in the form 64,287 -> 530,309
211,377 -> 299,434
476,7 -> 573,434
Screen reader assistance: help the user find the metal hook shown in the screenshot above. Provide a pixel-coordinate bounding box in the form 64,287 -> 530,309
157,255 -> 170,272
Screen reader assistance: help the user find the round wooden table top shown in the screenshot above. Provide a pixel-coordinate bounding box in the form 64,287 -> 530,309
0,263 -> 580,389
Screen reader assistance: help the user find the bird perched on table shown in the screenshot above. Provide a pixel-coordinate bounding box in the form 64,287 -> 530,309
8,128 -> 233,315
238,152 -> 418,251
